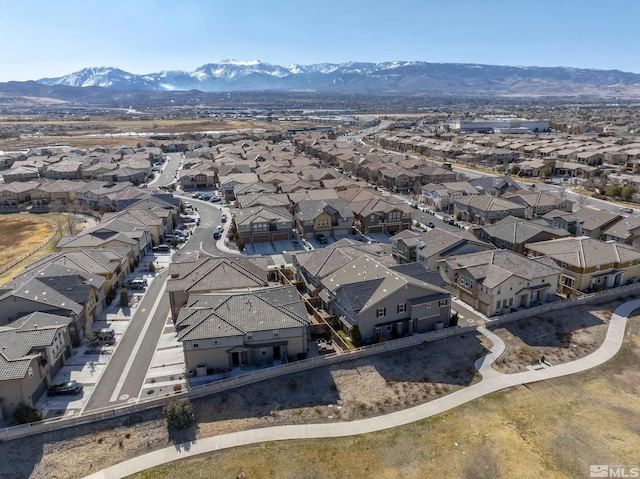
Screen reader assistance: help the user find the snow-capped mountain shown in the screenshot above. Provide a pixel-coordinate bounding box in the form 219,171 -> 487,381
35,60 -> 640,96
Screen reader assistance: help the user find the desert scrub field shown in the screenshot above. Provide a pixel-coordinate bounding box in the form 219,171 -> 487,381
0,213 -> 62,286
126,310 -> 640,479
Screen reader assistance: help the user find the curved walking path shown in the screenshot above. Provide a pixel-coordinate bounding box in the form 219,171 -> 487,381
84,300 -> 638,479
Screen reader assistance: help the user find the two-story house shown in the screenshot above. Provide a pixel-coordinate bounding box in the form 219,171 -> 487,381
293,198 -> 353,240
176,285 -> 309,372
0,312 -> 73,421
232,205 -> 293,245
438,250 -> 561,317
526,236 -> 640,296
454,195 -> 525,225
320,255 -> 452,340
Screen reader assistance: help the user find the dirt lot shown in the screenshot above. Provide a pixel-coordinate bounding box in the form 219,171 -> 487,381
0,214 -> 64,286
0,301 -> 633,479
0,332 -> 489,479
0,214 -> 57,269
127,312 -> 640,479
490,302 -> 621,373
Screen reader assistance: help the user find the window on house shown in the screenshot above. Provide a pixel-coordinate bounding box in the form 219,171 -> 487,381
426,302 -> 431,308
596,265 -> 601,272
261,348 -> 268,357
496,300 -> 501,309
376,307 -> 386,318
273,330 -> 279,338
438,299 -> 448,307
609,263 -> 614,269
508,298 -> 513,306
247,334 -> 253,340
192,342 -> 199,349
385,325 -> 392,332
397,303 -> 406,313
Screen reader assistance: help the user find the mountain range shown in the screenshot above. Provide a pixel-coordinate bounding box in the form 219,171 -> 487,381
35,60 -> 640,97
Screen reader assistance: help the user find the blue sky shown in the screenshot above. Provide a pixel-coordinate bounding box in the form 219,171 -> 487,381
1,0 -> 638,82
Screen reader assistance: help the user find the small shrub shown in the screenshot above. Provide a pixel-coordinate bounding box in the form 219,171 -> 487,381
148,262 -> 156,273
163,399 -> 195,429
173,384 -> 182,392
13,403 -> 43,424
119,288 -> 129,307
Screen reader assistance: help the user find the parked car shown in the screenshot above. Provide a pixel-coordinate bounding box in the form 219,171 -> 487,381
444,217 -> 455,225
620,207 -> 634,214
427,221 -> 435,228
47,381 -> 83,396
213,225 -> 223,239
220,213 -> 228,222
128,278 -> 147,289
191,192 -> 201,198
210,196 -> 221,202
317,233 -> 328,245
201,194 -> 211,201
153,244 -> 171,253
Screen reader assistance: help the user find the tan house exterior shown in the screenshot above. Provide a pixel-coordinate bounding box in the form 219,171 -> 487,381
526,236 -> 640,296
438,250 -> 561,317
232,205 -> 293,244
176,286 -> 309,372
0,312 -> 73,421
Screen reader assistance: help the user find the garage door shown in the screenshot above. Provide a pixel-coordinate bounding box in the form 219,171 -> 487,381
252,234 -> 269,243
367,225 -> 383,233
272,233 -> 290,241
386,225 -> 400,233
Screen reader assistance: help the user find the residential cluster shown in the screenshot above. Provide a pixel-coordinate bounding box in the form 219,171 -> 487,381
2,118 -> 640,424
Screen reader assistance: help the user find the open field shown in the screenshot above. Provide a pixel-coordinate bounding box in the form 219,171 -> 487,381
128,310 -> 640,479
0,213 -> 63,286
490,302 -> 618,374
0,118 -> 310,151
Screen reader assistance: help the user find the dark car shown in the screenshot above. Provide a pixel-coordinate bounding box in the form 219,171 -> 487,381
220,213 -> 228,223
153,244 -> 171,253
47,381 -> 83,396
317,233 -> 328,245
427,221 -> 435,228
213,225 -> 223,239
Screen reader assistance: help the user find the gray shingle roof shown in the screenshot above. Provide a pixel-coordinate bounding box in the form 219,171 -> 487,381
526,236 -> 640,268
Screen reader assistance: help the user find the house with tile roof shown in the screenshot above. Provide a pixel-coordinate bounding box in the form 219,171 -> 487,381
176,285 -> 309,371
0,312 -> 73,421
543,207 -> 623,240
293,198 -> 353,240
166,256 -> 270,319
604,215 -> 640,249
293,238 -> 393,297
232,206 -> 293,245
473,216 -> 570,255
438,250 -> 562,317
348,195 -> 412,234
0,269 -> 103,346
453,194 -> 525,225
525,236 -> 640,296
320,255 -> 451,340
502,190 -> 574,219
390,228 -> 495,269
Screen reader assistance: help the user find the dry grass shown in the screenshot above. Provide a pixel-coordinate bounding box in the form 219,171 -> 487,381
126,312 -> 640,479
0,213 -> 63,286
490,303 -> 618,373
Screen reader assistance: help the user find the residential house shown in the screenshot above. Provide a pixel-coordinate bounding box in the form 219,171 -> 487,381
438,250 -> 561,317
543,207 -> 623,239
293,238 -> 393,297
468,176 -> 521,196
502,190 -> 574,219
176,285 -> 310,372
404,228 -> 495,269
235,192 -> 290,209
420,181 -> 480,213
0,312 -> 73,421
166,256 -> 270,319
321,255 -> 452,340
0,181 -> 39,212
604,215 -> 640,249
377,167 -> 422,193
473,216 -> 570,254
454,195 -> 525,225
348,195 -> 412,234
233,206 -> 294,244
293,198 -> 353,240
0,269 -> 104,345
526,236 -> 640,296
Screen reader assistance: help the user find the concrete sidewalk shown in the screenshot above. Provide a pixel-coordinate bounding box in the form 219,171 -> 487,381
83,300 -> 639,479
